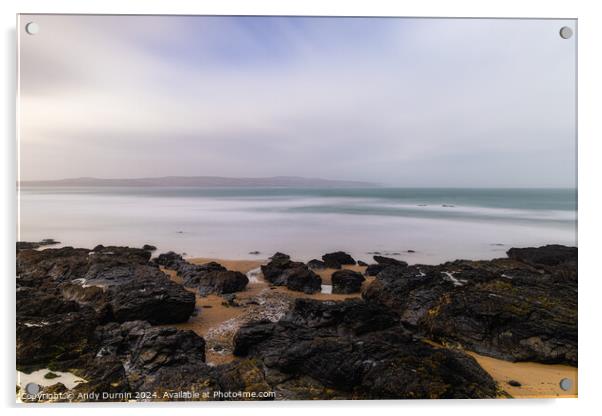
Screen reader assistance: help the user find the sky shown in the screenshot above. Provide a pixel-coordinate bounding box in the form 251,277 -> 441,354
18,15 -> 576,187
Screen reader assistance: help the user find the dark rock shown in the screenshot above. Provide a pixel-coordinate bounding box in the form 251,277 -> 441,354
507,245 -> 577,267
321,251 -> 356,269
284,298 -> 399,335
64,356 -> 131,401
233,320 -> 276,356
363,266 -> 452,327
307,259 -> 326,270
17,245 -> 196,327
331,269 -> 365,294
92,321 -> 220,396
407,250 -> 416,253
179,262 -> 227,287
216,359 -> 273,400
153,251 -> 184,268
363,247 -> 578,366
233,299 -> 497,399
154,253 -> 248,295
39,322 -> 213,400
422,272 -> 577,365
17,290 -> 100,367
142,244 -> 157,251
197,270 -> 249,296
91,245 -> 153,263
17,239 -> 61,250
261,253 -> 321,293
248,251 -> 261,255
365,264 -> 385,276
261,253 -> 298,284
283,267 -> 322,294
508,380 -> 522,387
106,278 -> 195,324
357,260 -> 368,266
373,255 -> 408,267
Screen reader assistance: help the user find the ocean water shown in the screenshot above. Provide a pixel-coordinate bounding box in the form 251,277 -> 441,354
17,187 -> 577,265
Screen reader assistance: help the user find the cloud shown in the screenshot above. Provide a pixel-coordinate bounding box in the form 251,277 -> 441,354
18,15 -> 576,186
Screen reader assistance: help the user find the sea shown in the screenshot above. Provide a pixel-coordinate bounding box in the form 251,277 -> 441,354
17,187 -> 577,265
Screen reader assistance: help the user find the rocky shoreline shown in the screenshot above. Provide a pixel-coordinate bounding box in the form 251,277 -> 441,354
16,242 -> 577,401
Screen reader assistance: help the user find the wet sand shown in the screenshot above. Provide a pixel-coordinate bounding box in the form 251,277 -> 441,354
164,257 -> 577,398
470,352 -> 578,398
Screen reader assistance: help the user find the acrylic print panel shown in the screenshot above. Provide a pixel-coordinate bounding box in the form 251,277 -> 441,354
16,15 -> 577,402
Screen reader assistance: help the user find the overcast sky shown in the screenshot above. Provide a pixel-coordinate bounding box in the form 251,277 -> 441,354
19,15 -> 576,187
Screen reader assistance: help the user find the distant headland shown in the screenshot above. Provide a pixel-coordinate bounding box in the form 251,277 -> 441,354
18,176 -> 379,188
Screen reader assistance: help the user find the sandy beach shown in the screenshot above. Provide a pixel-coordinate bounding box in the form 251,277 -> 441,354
164,257 -> 578,398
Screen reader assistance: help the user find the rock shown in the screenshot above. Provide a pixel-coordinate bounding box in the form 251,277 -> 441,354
373,255 -> 408,267
284,298 -> 399,335
17,290 -> 100,367
91,245 -> 153,263
217,359 -> 274,400
321,252 -> 356,269
507,245 -> 577,267
407,250 -> 416,253
307,259 -> 326,270
106,278 -> 195,324
154,253 -> 248,295
362,265 -> 451,327
233,320 -> 277,356
282,267 -> 322,294
357,260 -> 368,266
17,246 -> 196,326
261,253 -> 298,284
197,270 -> 249,296
248,251 -> 261,255
153,251 -> 184,268
364,264 -> 385,276
17,239 -> 61,250
142,244 -> 157,251
92,321 -> 219,396
363,247 -> 578,366
508,380 -> 522,387
233,298 -> 498,399
179,262 -> 227,287
331,269 -> 365,294
261,253 -> 321,293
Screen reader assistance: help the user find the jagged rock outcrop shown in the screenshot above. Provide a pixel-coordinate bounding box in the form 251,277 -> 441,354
17,246 -> 196,325
362,245 -> 578,365
233,298 -> 498,399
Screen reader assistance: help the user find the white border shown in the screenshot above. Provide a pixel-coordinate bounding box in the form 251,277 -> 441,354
3,1 -> 601,415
